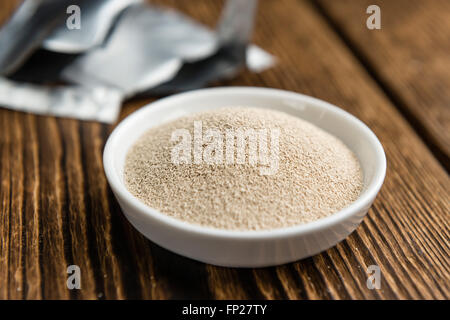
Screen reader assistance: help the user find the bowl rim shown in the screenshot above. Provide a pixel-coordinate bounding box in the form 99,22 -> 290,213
103,86 -> 386,240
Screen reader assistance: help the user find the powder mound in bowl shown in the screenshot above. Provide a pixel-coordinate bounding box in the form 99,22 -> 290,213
124,107 -> 363,231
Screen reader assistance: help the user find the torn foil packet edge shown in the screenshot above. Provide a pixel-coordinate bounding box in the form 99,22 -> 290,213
0,77 -> 123,123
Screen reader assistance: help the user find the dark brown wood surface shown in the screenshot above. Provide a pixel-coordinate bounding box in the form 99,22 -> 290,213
0,0 -> 449,299
317,0 -> 450,169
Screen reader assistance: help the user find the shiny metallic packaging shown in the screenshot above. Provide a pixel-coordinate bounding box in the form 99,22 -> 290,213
0,77 -> 122,122
0,0 -> 274,123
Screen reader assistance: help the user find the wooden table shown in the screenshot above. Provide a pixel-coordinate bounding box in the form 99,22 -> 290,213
0,0 -> 448,300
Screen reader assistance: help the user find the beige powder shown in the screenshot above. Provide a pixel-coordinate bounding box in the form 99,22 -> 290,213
124,107 -> 363,231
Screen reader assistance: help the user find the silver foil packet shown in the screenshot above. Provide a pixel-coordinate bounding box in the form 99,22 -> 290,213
62,2 -> 220,96
0,0 -> 74,75
0,77 -> 122,122
43,0 -> 141,54
0,0 -> 275,123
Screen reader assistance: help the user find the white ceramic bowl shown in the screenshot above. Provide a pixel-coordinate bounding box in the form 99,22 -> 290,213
103,87 -> 386,267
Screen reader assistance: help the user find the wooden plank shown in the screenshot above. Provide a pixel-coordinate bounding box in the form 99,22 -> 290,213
57,119 -> 97,299
21,114 -> 42,299
0,110 -> 12,299
35,116 -> 69,299
0,0 -> 448,299
316,0 -> 450,169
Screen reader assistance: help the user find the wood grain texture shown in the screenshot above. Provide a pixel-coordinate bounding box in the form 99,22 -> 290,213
316,0 -> 450,169
0,0 -> 449,299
